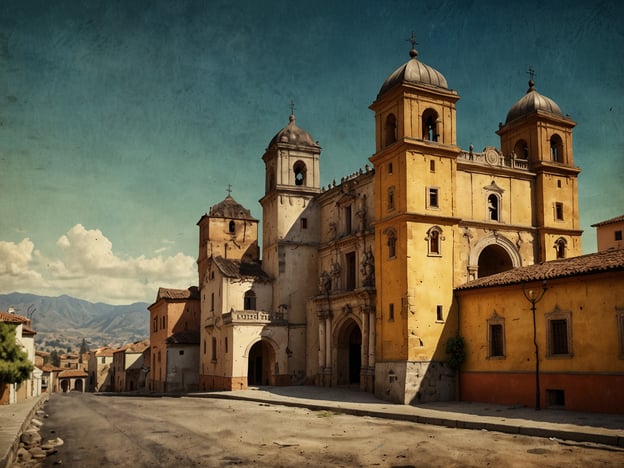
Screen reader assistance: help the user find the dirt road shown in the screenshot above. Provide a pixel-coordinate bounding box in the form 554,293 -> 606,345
21,392 -> 623,467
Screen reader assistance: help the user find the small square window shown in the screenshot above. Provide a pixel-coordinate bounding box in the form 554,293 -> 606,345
615,230 -> 622,241
300,217 -> 308,229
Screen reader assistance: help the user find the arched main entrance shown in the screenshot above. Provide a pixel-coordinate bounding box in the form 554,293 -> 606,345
74,379 -> 83,392
247,340 -> 275,386
336,319 -> 362,385
60,380 -> 69,393
478,244 -> 513,277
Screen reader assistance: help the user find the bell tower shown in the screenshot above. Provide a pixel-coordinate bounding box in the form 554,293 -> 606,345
497,71 -> 582,261
259,109 -> 321,382
369,41 -> 461,404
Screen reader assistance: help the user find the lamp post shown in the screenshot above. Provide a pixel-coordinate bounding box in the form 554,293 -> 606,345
522,281 -> 547,410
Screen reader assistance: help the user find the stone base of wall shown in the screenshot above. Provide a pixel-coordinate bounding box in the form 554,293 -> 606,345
375,360 -> 455,404
199,374 -> 291,391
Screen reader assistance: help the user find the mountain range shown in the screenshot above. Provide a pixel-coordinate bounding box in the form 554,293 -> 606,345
0,292 -> 150,352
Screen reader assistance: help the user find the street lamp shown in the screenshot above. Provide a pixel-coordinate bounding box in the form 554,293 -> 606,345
522,280 -> 547,410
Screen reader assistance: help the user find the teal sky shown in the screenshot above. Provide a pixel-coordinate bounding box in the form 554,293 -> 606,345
1,0 -> 623,304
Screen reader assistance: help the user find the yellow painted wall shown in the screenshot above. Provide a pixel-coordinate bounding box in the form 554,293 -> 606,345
459,272 -> 624,374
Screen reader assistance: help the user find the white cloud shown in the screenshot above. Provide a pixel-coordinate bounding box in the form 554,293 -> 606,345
0,224 -> 197,305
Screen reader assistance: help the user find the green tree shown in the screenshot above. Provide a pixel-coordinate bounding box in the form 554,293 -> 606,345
79,338 -> 88,362
0,322 -> 34,385
50,349 -> 61,367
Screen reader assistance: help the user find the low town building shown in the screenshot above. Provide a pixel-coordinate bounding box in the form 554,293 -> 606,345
592,215 -> 624,252
456,248 -> 624,413
87,347 -> 115,392
148,287 -> 200,392
0,309 -> 41,405
111,339 -> 150,392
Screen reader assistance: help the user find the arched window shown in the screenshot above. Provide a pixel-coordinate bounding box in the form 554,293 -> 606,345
487,194 -> 500,221
422,109 -> 439,142
385,229 -> 397,258
384,113 -> 397,147
513,139 -> 529,159
550,134 -> 563,162
293,161 -> 306,186
244,290 -> 256,310
229,220 -> 236,233
554,238 -> 567,259
426,226 -> 443,256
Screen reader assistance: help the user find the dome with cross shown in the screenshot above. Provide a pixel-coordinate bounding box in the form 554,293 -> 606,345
378,38 -> 449,97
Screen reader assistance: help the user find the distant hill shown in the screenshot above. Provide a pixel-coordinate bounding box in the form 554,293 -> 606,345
0,292 -> 150,351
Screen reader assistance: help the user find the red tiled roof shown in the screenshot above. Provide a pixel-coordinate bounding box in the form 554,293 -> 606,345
94,347 -> 116,357
213,256 -> 272,282
591,214 -> 624,227
457,248 -> 624,291
40,364 -> 65,373
157,286 -> 199,301
22,325 -> 37,335
0,311 -> 29,324
114,340 -> 150,354
58,369 -> 88,378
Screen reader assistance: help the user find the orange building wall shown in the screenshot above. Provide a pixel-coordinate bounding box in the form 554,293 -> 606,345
458,271 -> 624,413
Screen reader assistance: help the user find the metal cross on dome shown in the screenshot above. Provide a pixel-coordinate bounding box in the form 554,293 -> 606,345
406,31 -> 418,49
290,100 -> 295,116
527,65 -> 536,81
226,184 -> 232,196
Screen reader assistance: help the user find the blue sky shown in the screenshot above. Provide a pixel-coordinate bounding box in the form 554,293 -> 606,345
1,0 -> 622,304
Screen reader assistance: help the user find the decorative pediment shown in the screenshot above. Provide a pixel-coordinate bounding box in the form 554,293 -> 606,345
483,180 -> 505,194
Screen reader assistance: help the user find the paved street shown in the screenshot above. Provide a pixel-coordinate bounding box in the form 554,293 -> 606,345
16,392 -> 623,467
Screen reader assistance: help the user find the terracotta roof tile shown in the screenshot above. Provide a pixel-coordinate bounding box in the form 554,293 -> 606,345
155,286 -> 199,301
0,311 -> 29,324
40,364 -> 65,372
591,214 -> 624,227
94,347 -> 116,357
457,248 -> 624,291
58,369 -> 88,378
213,256 -> 272,282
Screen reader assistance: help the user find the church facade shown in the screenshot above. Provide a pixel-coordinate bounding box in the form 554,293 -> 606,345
185,44 -> 584,404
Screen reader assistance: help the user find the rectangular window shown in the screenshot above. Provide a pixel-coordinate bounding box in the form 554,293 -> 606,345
550,319 -> 569,354
436,304 -> 444,321
430,160 -> 435,172
555,202 -> 564,221
211,293 -> 214,312
211,337 -> 217,362
388,162 -> 393,174
616,230 -> 623,241
387,187 -> 395,211
546,310 -> 572,358
489,324 -> 504,357
428,187 -> 439,209
389,303 -> 394,322
345,252 -> 356,290
153,317 -> 158,332
345,206 -> 352,234
225,337 -> 229,354
300,217 -> 308,229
